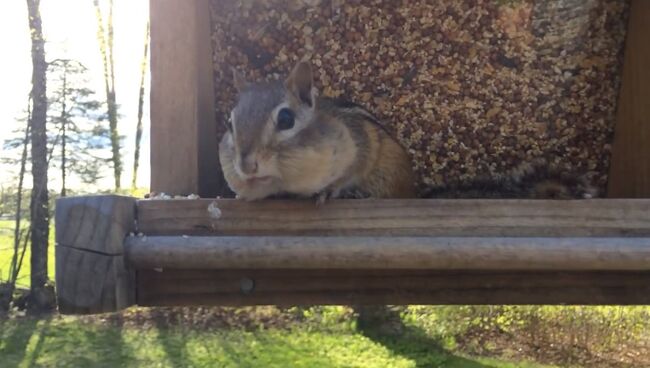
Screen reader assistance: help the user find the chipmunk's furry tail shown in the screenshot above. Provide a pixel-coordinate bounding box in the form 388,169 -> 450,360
421,158 -> 599,199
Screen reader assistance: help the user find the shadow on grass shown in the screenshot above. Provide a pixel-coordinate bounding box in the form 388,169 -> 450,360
101,313 -> 131,364
23,317 -> 52,368
16,314 -> 131,367
0,316 -> 40,368
358,318 -> 494,368
154,316 -> 189,367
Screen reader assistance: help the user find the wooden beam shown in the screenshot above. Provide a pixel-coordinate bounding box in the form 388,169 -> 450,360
55,195 -> 136,314
55,196 -> 650,311
608,0 -> 650,197
125,235 -> 650,271
137,269 -> 650,306
149,0 -> 225,197
137,198 -> 650,236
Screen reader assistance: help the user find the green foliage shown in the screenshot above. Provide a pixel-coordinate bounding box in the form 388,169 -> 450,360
3,59 -> 113,193
0,316 -> 553,368
47,59 -> 113,191
289,305 -> 356,332
402,305 -> 650,363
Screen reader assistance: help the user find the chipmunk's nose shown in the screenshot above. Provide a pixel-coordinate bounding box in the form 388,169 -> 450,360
238,153 -> 258,176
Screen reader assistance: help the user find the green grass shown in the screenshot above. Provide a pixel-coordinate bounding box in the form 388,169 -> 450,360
0,316 -> 555,368
0,220 -> 55,286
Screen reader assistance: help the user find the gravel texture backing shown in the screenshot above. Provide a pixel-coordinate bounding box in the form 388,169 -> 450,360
209,0 -> 630,197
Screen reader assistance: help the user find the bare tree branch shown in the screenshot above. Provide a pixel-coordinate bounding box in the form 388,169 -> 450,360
93,0 -> 121,190
132,21 -> 149,189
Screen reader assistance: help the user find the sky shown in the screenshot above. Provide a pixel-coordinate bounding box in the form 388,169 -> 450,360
0,0 -> 150,190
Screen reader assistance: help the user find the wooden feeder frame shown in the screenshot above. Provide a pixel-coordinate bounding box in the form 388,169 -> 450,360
55,0 -> 650,314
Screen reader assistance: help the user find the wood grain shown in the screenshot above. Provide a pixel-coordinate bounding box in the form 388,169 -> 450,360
57,196 -> 650,310
608,0 -> 650,198
137,269 -> 650,305
136,198 -> 650,236
55,195 -> 136,314
57,247 -> 133,314
149,0 -> 225,197
125,235 -> 650,271
56,195 -> 135,254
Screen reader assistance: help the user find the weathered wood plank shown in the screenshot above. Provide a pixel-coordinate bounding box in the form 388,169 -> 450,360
56,247 -> 133,314
55,195 -> 136,314
137,269 -> 650,305
137,269 -> 650,292
608,0 -> 650,197
56,195 -> 136,254
57,196 -> 650,310
149,0 -> 225,197
125,235 -> 650,270
137,199 -> 650,236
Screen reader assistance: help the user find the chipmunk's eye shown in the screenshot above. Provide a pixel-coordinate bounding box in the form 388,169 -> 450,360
276,108 -> 295,130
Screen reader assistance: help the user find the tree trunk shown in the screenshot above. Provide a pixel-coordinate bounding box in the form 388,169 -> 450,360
132,21 -> 149,189
26,0 -> 54,312
93,0 -> 121,190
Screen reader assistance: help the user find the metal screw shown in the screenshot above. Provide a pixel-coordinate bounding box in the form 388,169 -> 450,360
240,277 -> 255,295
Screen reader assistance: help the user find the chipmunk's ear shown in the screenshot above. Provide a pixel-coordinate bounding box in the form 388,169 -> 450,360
285,61 -> 314,107
232,68 -> 247,92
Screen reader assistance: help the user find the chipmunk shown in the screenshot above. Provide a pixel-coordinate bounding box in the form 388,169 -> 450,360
219,61 -> 416,202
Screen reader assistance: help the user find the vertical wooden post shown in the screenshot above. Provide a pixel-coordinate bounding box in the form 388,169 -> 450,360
149,0 -> 225,197
55,196 -> 136,314
608,0 -> 650,198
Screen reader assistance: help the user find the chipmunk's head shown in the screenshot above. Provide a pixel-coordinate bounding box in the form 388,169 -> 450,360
219,61 -> 318,199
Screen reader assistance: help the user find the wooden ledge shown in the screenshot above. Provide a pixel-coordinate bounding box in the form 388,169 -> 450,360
55,196 -> 650,313
125,235 -> 650,271
137,198 -> 650,236
137,269 -> 650,306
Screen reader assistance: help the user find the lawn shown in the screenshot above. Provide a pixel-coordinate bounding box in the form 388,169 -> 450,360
0,315 -> 556,368
0,220 -> 55,287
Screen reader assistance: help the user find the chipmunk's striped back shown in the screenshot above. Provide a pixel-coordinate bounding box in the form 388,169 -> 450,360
315,97 -> 416,199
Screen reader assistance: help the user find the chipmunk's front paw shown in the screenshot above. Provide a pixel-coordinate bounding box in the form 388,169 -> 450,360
338,187 -> 371,199
315,191 -> 330,206
314,188 -> 342,206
